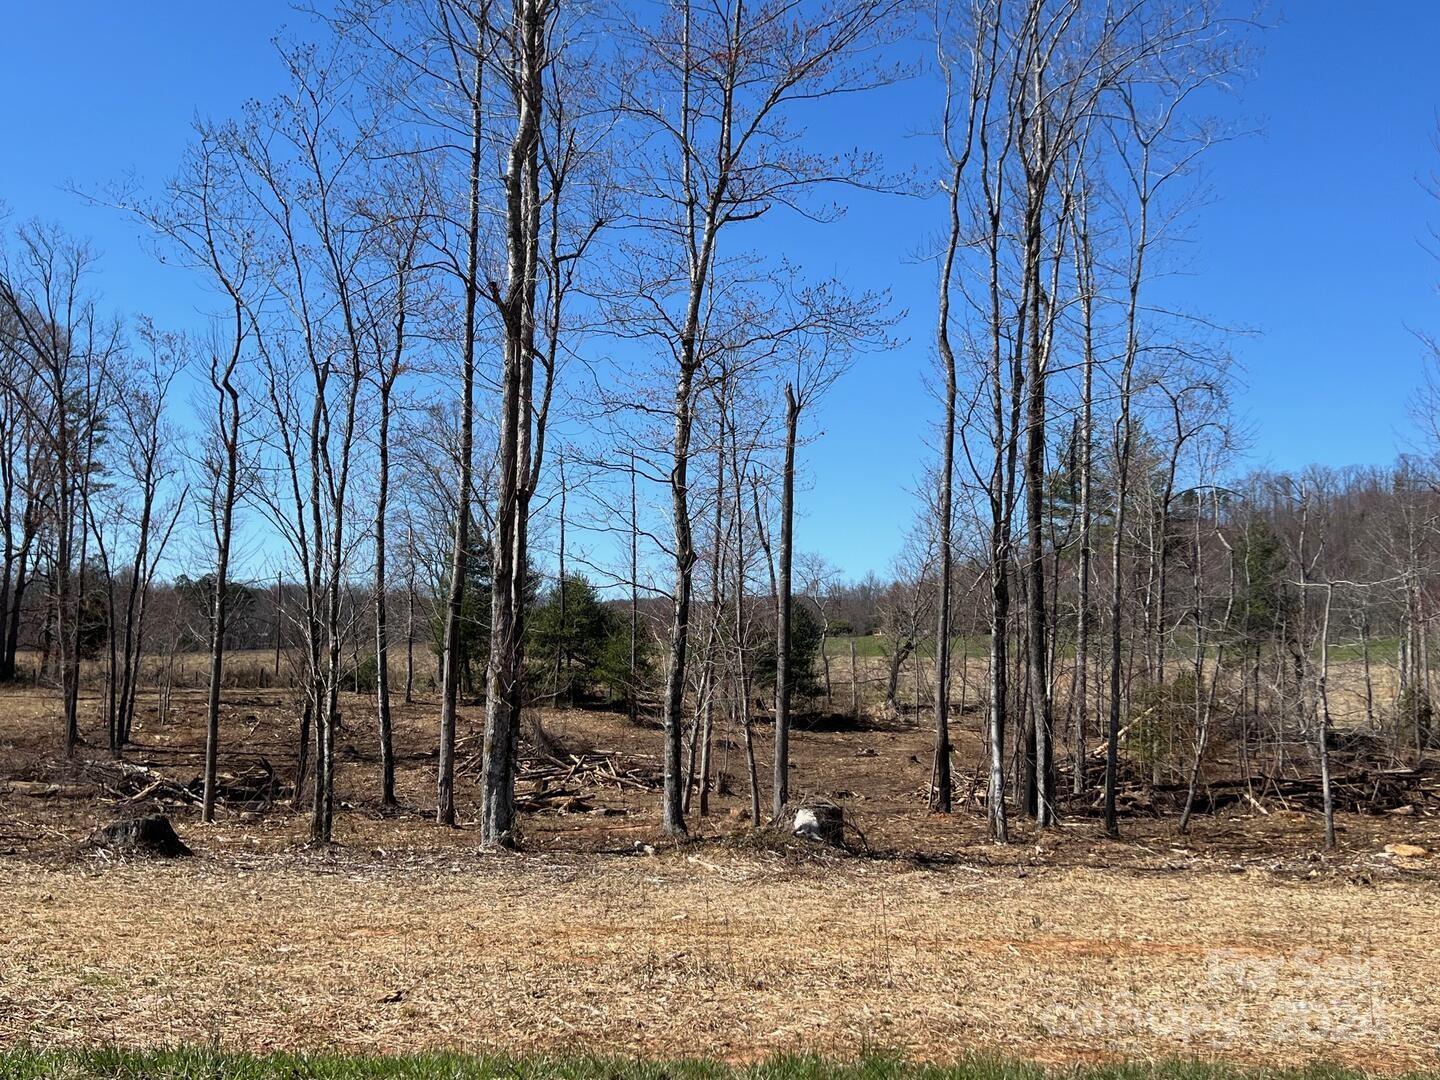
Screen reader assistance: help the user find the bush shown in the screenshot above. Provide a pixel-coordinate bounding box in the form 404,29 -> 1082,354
753,603 -> 824,702
527,574 -> 649,706
1394,684 -> 1434,748
1130,671 -> 1200,778
351,652 -> 380,695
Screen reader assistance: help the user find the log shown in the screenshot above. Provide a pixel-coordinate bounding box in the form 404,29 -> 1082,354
1,781 -> 92,798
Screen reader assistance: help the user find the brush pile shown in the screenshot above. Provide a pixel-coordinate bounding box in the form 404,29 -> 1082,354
45,755 -> 282,813
456,735 -> 660,814
1059,763 -> 1438,817
930,754 -> 1439,819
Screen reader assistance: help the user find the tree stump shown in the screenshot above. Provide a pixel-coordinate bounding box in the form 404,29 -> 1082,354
88,814 -> 193,858
792,802 -> 844,845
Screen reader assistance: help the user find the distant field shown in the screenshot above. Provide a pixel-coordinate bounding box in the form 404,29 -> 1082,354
11,628 -> 1408,727
825,635 -> 1409,665
826,634 -> 892,658
819,635 -> 1404,728
825,635 -> 991,660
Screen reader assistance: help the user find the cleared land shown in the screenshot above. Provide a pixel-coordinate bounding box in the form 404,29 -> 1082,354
1,673 -> 1438,1072
2,1051 -> 1432,1080
2,848 -> 1437,1070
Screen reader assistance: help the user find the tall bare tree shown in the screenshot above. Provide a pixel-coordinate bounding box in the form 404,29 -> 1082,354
110,325 -> 187,753
616,0 -> 903,836
771,297 -> 879,819
477,0 -> 554,848
364,167 -> 430,810
110,126 -> 257,817
0,223 -> 120,756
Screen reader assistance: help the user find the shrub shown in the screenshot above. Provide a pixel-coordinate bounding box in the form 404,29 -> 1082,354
752,603 -> 824,702
1130,671 -> 1200,778
1394,684 -> 1434,749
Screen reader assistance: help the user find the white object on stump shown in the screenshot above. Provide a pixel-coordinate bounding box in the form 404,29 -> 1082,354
792,803 -> 844,845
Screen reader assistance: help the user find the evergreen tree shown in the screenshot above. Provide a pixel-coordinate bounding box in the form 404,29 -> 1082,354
754,602 -> 824,703
431,540 -> 492,698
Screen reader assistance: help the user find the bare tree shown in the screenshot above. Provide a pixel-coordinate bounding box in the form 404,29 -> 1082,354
929,3 -> 987,813
363,165 -> 431,810
0,329 -> 46,685
109,126 -> 257,818
1068,172 -> 1097,796
222,39 -> 397,841
771,300 -> 879,818
476,0 -> 554,848
1103,28 -> 1237,835
0,223 -> 120,755
615,0 -> 903,835
110,325 -> 187,753
338,0 -> 497,828
200,317 -> 245,823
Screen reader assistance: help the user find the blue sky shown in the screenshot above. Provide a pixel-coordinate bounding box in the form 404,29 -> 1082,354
2,2 -> 1438,581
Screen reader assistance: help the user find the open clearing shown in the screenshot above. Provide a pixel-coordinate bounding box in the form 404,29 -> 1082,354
2,677 -> 1439,1072
2,850 -> 1437,1070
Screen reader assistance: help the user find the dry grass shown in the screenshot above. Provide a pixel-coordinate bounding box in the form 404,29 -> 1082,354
1,850 -> 1437,1070
5,1050 -> 1431,1080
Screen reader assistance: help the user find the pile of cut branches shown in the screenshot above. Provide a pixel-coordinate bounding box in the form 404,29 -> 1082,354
46,754 -> 282,814
455,737 -> 659,814
1058,763 -> 1437,818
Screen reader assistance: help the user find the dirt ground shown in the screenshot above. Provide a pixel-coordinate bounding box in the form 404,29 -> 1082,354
2,679 -> 1439,1070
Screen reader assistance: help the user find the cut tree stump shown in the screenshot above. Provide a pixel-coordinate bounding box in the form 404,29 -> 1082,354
88,814 -> 193,858
792,803 -> 844,845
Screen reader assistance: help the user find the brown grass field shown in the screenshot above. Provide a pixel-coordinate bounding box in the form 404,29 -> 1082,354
1,662 -> 1439,1071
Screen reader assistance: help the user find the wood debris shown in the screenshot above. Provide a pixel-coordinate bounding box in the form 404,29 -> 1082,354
456,739 -> 660,815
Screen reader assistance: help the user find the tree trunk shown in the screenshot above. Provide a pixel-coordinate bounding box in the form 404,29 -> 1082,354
849,638 -> 858,717
1316,584 -> 1336,850
772,385 -> 798,820
629,450 -> 639,724
661,357 -> 697,837
1072,217 -> 1095,797
313,358 -> 364,846
1021,181 -> 1054,828
114,479 -> 156,753
436,15 -> 486,828
201,322 -> 242,825
404,568 -> 415,706
699,427 -> 725,817
375,379 -> 397,809
733,423 -> 760,827
932,159 -> 961,813
481,0 -> 546,849
987,561 -> 1010,844
1360,603 -> 1374,728
1104,127 -> 1155,840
